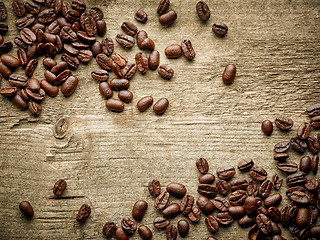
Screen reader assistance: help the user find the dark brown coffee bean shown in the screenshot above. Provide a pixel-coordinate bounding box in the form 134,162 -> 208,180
229,190 -> 247,206
305,179 -> 318,191
15,14 -> 35,30
88,7 -> 103,21
101,38 -> 114,56
277,161 -> 298,174
153,216 -> 170,229
17,49 -> 28,68
246,180 -> 258,197
298,122 -> 311,139
111,52 -> 128,67
83,15 -> 96,37
96,53 -> 112,71
34,29 -> 44,43
0,54 -> 20,70
12,94 -> 27,110
296,207 -> 309,228
31,22 -> 46,32
199,173 -> 215,184
165,44 -> 182,59
148,50 -> 160,70
95,20 -> 106,37
177,220 -> 189,237
0,86 -> 17,97
158,65 -> 174,79
188,206 -> 201,223
25,0 -> 40,15
137,96 -> 153,112
256,214 -> 271,234
71,0 -> 86,12
76,204 -> 91,223
244,196 -> 258,216
280,205 -> 297,227
248,224 -> 260,240
115,33 -> 135,48
267,207 -> 281,223
271,174 -> 282,190
274,153 -> 289,161
196,157 -> 209,174
137,30 -> 148,49
238,215 -> 256,228
141,38 -> 155,51
138,225 -> 152,240
222,64 -> 236,84
121,217 -> 136,235
77,50 -> 93,63
238,158 -> 254,172
60,26 -> 77,43
290,136 -> 307,154
0,40 -> 13,55
121,21 -> 137,37
0,21 -> 8,35
289,190 -> 310,204
44,42 -> 57,59
12,0 -> 26,17
53,179 -> 67,196
157,0 -> 170,15
43,32 -> 56,43
155,191 -> 170,210
196,1 -> 210,21
77,31 -> 96,44
61,54 -> 79,70
44,70 -> 57,85
275,117 -> 294,130
48,20 -> 60,34
300,156 -> 311,174
212,23 -> 228,37
264,193 -> 282,208
196,196 -> 214,214
61,76 -> 78,97
38,9 -> 56,24
132,200 -> 148,220
216,179 -> 230,196
274,141 -> 290,153
109,78 -> 129,91
228,206 -> 245,218
180,40 -> 195,60
180,194 -> 194,214
56,69 -> 72,85
308,206 -> 318,226
212,196 -> 230,212
0,2 -> 5,21
25,58 -> 37,78
99,82 -> 113,99
135,10 -> 148,23
249,166 -> 267,181
165,226 -> 178,240
162,203 -> 180,218
26,87 -> 45,101
8,74 -> 28,88
135,52 -> 149,74
18,89 -> 29,102
0,62 -> 12,79
286,171 -> 307,187
153,98 -> 169,115
122,63 -> 137,80
307,136 -> 320,154
103,222 -> 116,238
230,179 -> 248,192
19,201 -> 34,218
43,57 -> 57,70
311,155 -> 319,174
146,180 -> 161,197
217,166 -> 235,180
91,69 -> 109,82
115,227 -> 128,240
166,183 -> 186,199
216,211 -> 233,226
205,215 -> 219,233
159,10 -> 177,26
40,80 -> 59,97
111,62 -> 123,78
307,103 -> 320,117
28,78 -> 40,92
261,120 -> 273,135
64,44 -> 79,56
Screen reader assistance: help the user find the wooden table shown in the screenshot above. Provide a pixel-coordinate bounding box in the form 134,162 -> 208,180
0,0 -> 319,239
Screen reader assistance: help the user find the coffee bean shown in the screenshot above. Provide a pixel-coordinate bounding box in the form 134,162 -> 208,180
101,38 -> 114,56
286,171 -> 307,187
297,122 -> 311,139
230,178 -> 248,191
307,136 -> 320,154
117,90 -> 132,103
248,224 -> 260,239
166,225 -> 177,240
135,10 -> 148,23
148,50 -> 160,70
275,117 -> 294,130
300,156 -> 311,174
16,14 -> 35,30
158,65 -> 174,79
122,63 -> 137,80
1,54 -> 20,70
76,204 -> 91,223
48,20 -> 60,34
138,225 -> 152,240
216,179 -> 230,196
111,52 -> 128,67
25,0 -> 40,15
0,21 -> 8,35
0,62 -> 12,79
228,206 -> 245,218
44,70 -> 58,85
247,180 -> 258,196
181,40 -> 195,60
311,155 -> 319,174
267,206 -> 281,222
137,96 -> 153,112
308,206 -> 318,226
229,190 -> 247,206
60,26 -> 77,42
96,20 -> 106,37
205,215 -> 219,233
31,22 -> 46,32
43,32 -> 56,43
196,196 -> 214,214
141,38 -> 155,51
53,179 -> 67,196
132,200 -> 148,221
28,78 -> 40,92
264,193 -> 282,209
26,87 -> 45,102
0,40 -> 13,55
64,44 -> 79,56
199,173 -> 215,184
44,42 -> 57,58
135,52 -> 149,74
212,196 -> 230,212
12,0 -> 26,17
84,16 -> 97,37
216,211 -> 233,226
162,203 -> 180,218
77,31 -> 96,44
159,10 -> 177,26
196,1 -> 210,21
157,0 -> 170,15
290,136 -> 307,154
137,30 -> 148,49
165,44 -> 182,59
153,98 -> 169,115
105,98 -> 124,112
19,201 -> 34,218
77,50 -> 93,63
289,190 -> 310,204
271,174 -> 283,190
96,53 -> 112,71
109,78 -> 129,91
238,158 -> 254,172
296,207 -> 309,228
177,220 -> 189,237
256,214 -> 271,234
41,80 -> 59,97
238,215 -> 256,228
148,179 -> 161,197
43,57 -> 57,70
244,196 -> 258,216
90,41 -> 101,57
274,153 -> 289,161
180,194 -> 194,214
98,82 -> 113,99
222,64 -> 236,84
261,120 -> 273,135
103,222 -> 116,238
61,54 -> 79,70
196,157 -> 209,174
38,9 -> 56,24
111,62 -> 123,78
116,33 -> 135,48
9,74 -> 28,88
249,166 -> 267,181
307,103 -> 320,117
212,23 -> 228,37
166,183 -> 186,198
34,28 -> 44,43
0,86 -> 17,97
155,191 -> 170,210
61,76 -> 78,97
277,161 -> 298,174
121,217 -> 137,235
17,49 -> 28,68
188,206 -> 201,222
91,69 -> 109,82
121,21 -> 137,37
154,216 -> 170,229
217,166 -> 235,180
115,227 -> 128,240
88,6 -> 103,21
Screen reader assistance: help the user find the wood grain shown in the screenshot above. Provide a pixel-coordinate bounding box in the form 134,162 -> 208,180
0,0 -> 320,239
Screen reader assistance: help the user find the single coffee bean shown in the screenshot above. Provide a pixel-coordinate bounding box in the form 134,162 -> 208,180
297,122 -> 311,139
26,87 -> 45,102
61,76 -> 78,97
122,63 -> 137,80
247,180 -> 258,196
28,78 -> 40,92
109,78 -> 129,91
158,65 -> 174,79
181,40 -> 195,60
275,117 -> 294,130
216,211 -> 233,226
12,94 -> 27,110
141,38 -> 155,51
1,54 -> 20,70
311,155 -> 319,174
77,49 -> 93,63
90,41 -> 102,57
166,183 -> 186,198
135,52 -> 149,74
166,225 -> 177,240
300,156 -> 311,174
137,30 -> 148,49
289,190 -> 310,204
228,206 -> 245,218
238,158 -> 254,172
311,116 -> 320,128
34,28 -> 44,43
44,70 -> 57,85
212,196 -> 230,212
121,21 -> 137,37
71,0 -> 86,12
177,220 -> 189,237
199,173 -> 215,184
111,62 -> 123,78
180,194 -> 194,214
248,224 -> 260,240
148,179 -> 161,196
20,28 -> 36,45
64,44 -> 79,56
222,64 -> 236,84
267,206 -> 281,222
165,44 -> 182,59
271,174 -> 283,190
61,54 -> 79,70
162,203 -> 180,218
217,166 -> 235,180
137,96 -> 153,112
25,59 -> 38,78
296,207 -> 309,228
274,141 -> 290,153
188,206 -> 201,223
115,33 -> 135,48
9,74 -> 28,88
305,179 -> 318,191
53,179 -> 67,196
111,52 -> 128,67
43,57 -> 57,70
96,20 -> 106,37
307,136 -> 320,154
274,153 -> 289,161
88,6 -> 103,20
92,69 -> 109,82
249,166 -> 267,181
196,157 -> 209,174
264,193 -> 282,208
19,201 -> 34,218
15,14 -> 35,30
103,222 -> 116,238
51,61 -> 68,75
212,23 -> 228,37
0,62 -> 12,79
157,0 -> 170,15
12,0 -> 26,17
196,196 -> 214,214
41,80 -> 59,97
84,15 -> 97,37
230,178 -> 248,191
244,196 -> 258,216
153,98 -> 169,115
0,86 -> 17,97
238,215 -> 256,228
135,10 -> 148,23
196,1 -> 210,21
118,90 -> 133,103
101,38 -> 114,56
154,191 -> 170,210
153,216 -> 170,229
121,217 -> 137,235
216,179 -> 230,196
261,120 -> 273,135
132,200 -> 148,221
229,190 -> 247,206
99,82 -> 113,99
24,0 -> 40,15
159,10 -> 177,26
277,161 -> 298,174
115,227 -> 128,240
290,136 -> 307,154
148,50 -> 160,70
0,21 -> 8,35
286,171 -> 307,187
31,22 -> 46,32
96,53 -> 112,71
76,204 -> 91,223
138,225 -> 152,240
38,9 -> 56,24
105,98 -> 124,112
17,49 -> 28,68
0,41 -> 13,56
256,214 -> 271,234
307,103 -> 320,117
77,31 -> 96,44
308,206 -> 318,226
205,215 -> 219,233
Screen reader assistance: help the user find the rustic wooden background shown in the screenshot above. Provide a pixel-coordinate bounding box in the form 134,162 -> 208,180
0,0 -> 320,239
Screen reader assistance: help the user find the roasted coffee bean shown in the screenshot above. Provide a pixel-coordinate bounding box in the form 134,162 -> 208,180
109,78 -> 129,91
137,96 -> 153,112
217,166 -> 235,180
115,227 -> 128,240
61,76 -> 78,97
248,224 -> 260,240
274,153 -> 289,161
177,220 -> 189,237
196,1 -> 210,21
307,136 -> 320,154
121,21 -> 137,37
28,78 -> 40,92
15,14 -> 35,30
289,190 -> 310,204
60,26 -> 77,43
256,214 -> 271,234
307,103 -> 320,117
51,61 -> 68,75
228,206 -> 245,218
162,203 -> 180,218
56,70 -> 72,85
26,87 -> 45,101
92,69 -> 109,82
271,174 -> 282,190
148,179 -> 161,197
38,9 -> 56,24
166,183 -> 186,199
64,44 -> 79,56
264,193 -> 282,208
31,22 -> 46,32
103,222 -> 116,238
298,227 -> 311,239
43,32 -> 56,43
275,117 -> 294,130
111,52 -> 128,67
188,206 -> 201,223
88,6 -> 103,21
77,50 -> 93,63
34,29 -> 44,43
153,98 -> 169,114
137,30 -> 148,49
277,161 -> 298,174
135,52 -> 149,74
138,225 -> 152,240
238,158 -> 254,172
244,196 -> 258,216
216,179 -> 230,196
12,0 -> 26,17
17,49 -> 28,68
205,215 -> 219,233
141,38 -> 155,51
122,63 -> 137,80
296,207 -> 309,228
24,0 -> 40,15
96,53 -> 112,71
249,166 -> 267,181
0,21 -> 8,35
267,207 -> 281,222
286,171 -> 307,187
111,62 -> 123,78
20,89 -> 29,102
148,50 -> 160,70
308,206 -> 318,226
132,200 -> 148,221
44,42 -> 57,59
238,215 -> 256,228
212,196 -> 230,212
116,34 -> 135,48
12,94 -> 27,109
135,10 -> 148,23
96,20 -> 106,37
77,31 -> 96,44
212,23 -> 228,37
199,173 -> 215,184
298,122 -> 311,139
76,204 -> 91,223
61,54 -> 79,70
222,64 -> 236,84
305,179 -> 318,191
101,38 -> 114,56
155,191 -> 170,210
9,74 -> 28,88
158,65 -> 174,79
0,40 -> 13,55
196,196 -> 214,214
0,86 -> 17,97
311,116 -> 320,128
44,70 -> 58,85
180,194 -> 194,214
43,57 -> 57,70
90,41 -> 102,57
154,216 -> 170,229
159,10 -> 177,26
40,80 -> 59,97
19,201 -> 34,218
247,180 -> 258,196
290,136 -> 307,154
230,179 -> 248,191
311,155 -> 319,174
181,40 -> 195,60
157,0 -> 170,15
261,120 -> 273,135
229,190 -> 247,206
71,0 -> 86,12
0,62 -> 12,79
166,225 -> 177,240
84,16 -> 97,37
99,82 -> 113,99
300,156 -> 311,174
165,44 -> 182,59
216,211 -> 233,226
196,157 -> 209,174
121,217 -> 136,235
53,179 -> 67,196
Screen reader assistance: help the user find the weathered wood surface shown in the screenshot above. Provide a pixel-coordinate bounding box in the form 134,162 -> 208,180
0,0 -> 320,239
